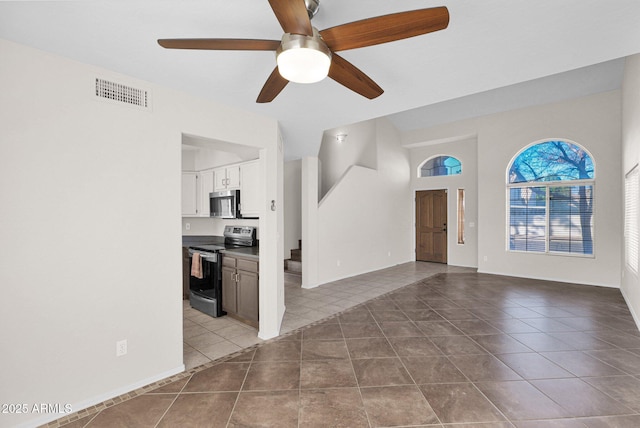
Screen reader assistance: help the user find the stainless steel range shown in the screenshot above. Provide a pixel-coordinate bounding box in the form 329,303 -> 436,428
188,226 -> 257,318
222,225 -> 258,247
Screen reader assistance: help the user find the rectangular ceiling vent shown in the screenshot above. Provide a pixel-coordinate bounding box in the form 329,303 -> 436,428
95,78 -> 149,110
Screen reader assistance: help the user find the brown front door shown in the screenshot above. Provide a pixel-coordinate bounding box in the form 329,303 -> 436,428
416,190 -> 447,263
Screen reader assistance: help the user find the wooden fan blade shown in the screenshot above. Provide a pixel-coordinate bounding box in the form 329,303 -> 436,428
320,6 -> 449,52
328,54 -> 383,100
268,0 -> 313,36
157,39 -> 280,51
257,67 -> 289,103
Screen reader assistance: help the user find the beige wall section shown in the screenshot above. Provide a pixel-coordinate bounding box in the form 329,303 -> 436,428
622,54 -> 640,327
312,118 -> 414,285
409,137 -> 479,268
404,90 -> 622,288
301,157 -> 320,288
0,39 -> 281,428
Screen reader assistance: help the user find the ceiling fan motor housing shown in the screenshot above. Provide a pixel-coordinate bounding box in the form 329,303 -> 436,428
276,28 -> 332,83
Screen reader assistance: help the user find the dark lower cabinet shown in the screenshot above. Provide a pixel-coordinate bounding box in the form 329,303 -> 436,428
221,265 -> 237,314
222,254 -> 259,328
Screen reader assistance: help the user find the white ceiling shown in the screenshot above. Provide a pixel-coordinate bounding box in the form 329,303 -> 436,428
1,0 -> 639,160
388,58 -> 626,133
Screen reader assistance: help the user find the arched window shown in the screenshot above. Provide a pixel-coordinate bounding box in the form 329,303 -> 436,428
507,140 -> 594,255
419,155 -> 462,177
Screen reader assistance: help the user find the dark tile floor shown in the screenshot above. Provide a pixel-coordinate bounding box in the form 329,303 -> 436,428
57,272 -> 640,427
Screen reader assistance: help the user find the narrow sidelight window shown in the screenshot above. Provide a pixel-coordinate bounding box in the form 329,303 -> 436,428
457,189 -> 465,244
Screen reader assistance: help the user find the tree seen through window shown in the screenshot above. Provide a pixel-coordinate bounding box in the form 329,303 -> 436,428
420,155 -> 462,177
508,140 -> 594,255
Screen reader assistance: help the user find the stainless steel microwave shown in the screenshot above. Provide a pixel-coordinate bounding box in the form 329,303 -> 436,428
210,190 -> 240,218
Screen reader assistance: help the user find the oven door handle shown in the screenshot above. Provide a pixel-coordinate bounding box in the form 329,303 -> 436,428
188,249 -> 219,262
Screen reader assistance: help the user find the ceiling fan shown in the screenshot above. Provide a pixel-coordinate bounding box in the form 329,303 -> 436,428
158,0 -> 449,103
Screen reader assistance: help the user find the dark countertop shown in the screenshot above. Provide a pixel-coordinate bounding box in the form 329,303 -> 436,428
182,235 -> 225,247
183,235 -> 259,260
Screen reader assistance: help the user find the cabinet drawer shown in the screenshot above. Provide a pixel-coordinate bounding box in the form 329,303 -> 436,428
222,256 -> 237,268
237,258 -> 258,273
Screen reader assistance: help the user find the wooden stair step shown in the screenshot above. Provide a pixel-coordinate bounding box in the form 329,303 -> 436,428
285,259 -> 302,273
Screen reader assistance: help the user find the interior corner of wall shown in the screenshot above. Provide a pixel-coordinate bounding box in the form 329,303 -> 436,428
619,284 -> 640,331
301,280 -> 319,289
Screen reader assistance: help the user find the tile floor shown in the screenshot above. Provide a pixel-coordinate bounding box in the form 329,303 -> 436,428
183,262 -> 468,370
52,264 -> 640,427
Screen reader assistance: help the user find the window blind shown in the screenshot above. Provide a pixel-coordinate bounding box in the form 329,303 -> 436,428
508,185 -> 593,255
509,186 -> 546,252
549,185 -> 593,255
625,166 -> 639,273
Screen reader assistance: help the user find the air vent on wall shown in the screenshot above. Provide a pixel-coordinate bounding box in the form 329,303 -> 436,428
95,78 -> 149,109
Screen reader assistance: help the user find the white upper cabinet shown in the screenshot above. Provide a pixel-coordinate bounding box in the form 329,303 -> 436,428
181,172 -> 199,216
240,160 -> 261,218
183,160 -> 260,218
214,165 -> 241,191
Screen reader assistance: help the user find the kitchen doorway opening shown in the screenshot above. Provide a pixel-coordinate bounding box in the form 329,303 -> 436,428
181,133 -> 263,368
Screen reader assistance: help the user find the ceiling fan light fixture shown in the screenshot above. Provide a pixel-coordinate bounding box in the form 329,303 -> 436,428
276,31 -> 331,84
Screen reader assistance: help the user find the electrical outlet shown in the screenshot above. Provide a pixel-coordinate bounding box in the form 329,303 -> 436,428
116,339 -> 127,357
483,256 -> 488,262
337,260 -> 341,267
388,251 -> 392,257
185,223 -> 191,231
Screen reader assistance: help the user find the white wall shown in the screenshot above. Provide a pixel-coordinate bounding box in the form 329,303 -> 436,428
183,147 -> 244,171
302,157 -> 320,288
375,118 -> 415,263
314,118 -> 413,285
403,91 -> 622,288
182,148 -> 197,170
284,159 -> 302,259
409,138 -> 479,268
318,121 -> 377,198
182,217 -> 260,237
0,39 -> 282,428
622,54 -> 640,325
192,148 -> 244,171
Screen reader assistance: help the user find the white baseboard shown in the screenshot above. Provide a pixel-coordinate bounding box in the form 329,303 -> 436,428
620,286 -> 640,331
476,268 -> 620,289
15,365 -> 185,428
